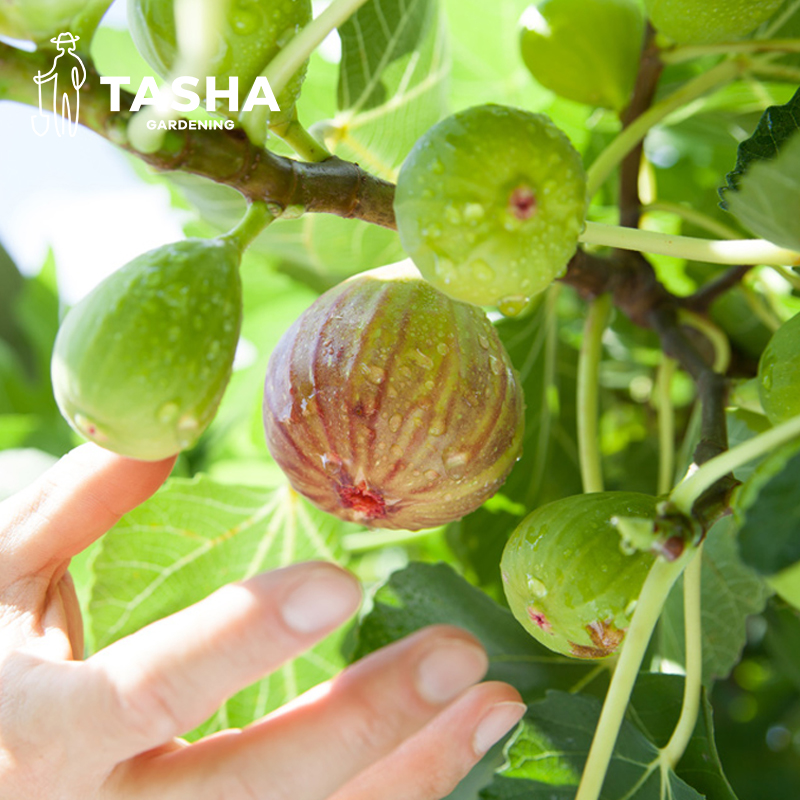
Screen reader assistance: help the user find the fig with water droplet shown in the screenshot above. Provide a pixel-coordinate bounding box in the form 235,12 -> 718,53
263,262 -> 525,530
644,0 -> 782,45
394,104 -> 587,314
757,312 -> 800,425
501,492 -> 659,659
519,0 -> 644,111
128,0 -> 311,127
52,238 -> 242,461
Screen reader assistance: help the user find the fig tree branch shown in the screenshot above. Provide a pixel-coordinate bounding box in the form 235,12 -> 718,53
0,41 -> 396,230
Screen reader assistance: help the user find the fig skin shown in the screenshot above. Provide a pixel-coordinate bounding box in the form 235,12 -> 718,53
52,238 -> 242,461
757,312 -> 800,425
263,262 -> 525,531
501,492 -> 658,659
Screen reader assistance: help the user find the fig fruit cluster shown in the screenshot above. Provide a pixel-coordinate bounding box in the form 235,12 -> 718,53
262,263 -> 525,531
394,104 -> 587,316
52,238 -> 242,461
501,492 -> 658,658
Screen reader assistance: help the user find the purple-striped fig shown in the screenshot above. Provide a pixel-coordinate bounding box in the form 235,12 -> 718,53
501,492 -> 659,659
263,262 -> 525,530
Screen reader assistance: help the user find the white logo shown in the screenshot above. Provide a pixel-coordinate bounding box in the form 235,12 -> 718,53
32,32 -> 87,137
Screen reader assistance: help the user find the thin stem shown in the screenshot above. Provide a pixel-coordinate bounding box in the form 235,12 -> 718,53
220,201 -> 275,252
575,552 -> 692,800
662,544 -> 704,768
274,117 -> 332,162
643,201 -> 742,240
670,415 -> 800,514
265,0 -> 372,98
655,357 -> 676,496
578,294 -> 612,493
660,38 -> 800,65
586,59 -> 742,197
678,310 -> 731,373
579,222 -> 800,267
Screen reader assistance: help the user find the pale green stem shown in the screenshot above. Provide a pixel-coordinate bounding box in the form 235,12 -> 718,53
643,202 -> 742,241
220,201 -> 275,252
575,552 -> 692,800
772,265 -> 800,293
661,543 -> 704,768
678,310 -> 731,373
660,38 -> 800,65
579,221 -> 800,267
273,115 -> 332,162
578,294 -> 612,494
655,357 -> 676,496
264,0 -> 373,99
586,59 -> 742,197
750,61 -> 800,84
740,283 -> 782,332
670,415 -> 800,514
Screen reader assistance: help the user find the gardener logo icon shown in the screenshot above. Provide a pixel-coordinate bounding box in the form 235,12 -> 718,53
32,32 -> 87,137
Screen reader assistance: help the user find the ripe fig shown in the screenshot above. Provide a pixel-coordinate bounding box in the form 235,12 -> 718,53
394,104 -> 587,315
501,492 -> 658,659
263,262 -> 525,531
757,312 -> 800,425
644,0 -> 783,45
52,238 -> 242,461
519,0 -> 644,111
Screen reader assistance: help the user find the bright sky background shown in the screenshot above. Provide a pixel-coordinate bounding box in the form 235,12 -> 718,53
0,0 -> 186,305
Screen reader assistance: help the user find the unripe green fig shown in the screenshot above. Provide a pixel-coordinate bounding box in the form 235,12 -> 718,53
0,0 -> 86,41
757,312 -> 800,425
394,104 -> 587,315
519,0 -> 644,111
263,262 -> 525,531
128,0 -> 311,126
644,0 -> 783,45
52,238 -> 243,461
501,492 -> 659,658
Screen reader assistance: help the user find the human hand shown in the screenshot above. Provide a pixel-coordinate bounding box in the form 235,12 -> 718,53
0,444 -> 526,799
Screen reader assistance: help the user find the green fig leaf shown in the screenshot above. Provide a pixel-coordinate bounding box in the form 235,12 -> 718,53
735,441 -> 800,576
350,562 -> 595,703
337,0 -> 436,112
90,476 -> 355,738
658,517 -> 770,683
481,690 -> 703,800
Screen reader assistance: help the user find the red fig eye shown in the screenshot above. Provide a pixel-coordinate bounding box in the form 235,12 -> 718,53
263,263 -> 525,531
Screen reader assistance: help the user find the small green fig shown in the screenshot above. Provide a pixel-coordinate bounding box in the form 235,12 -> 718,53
128,0 -> 311,127
263,262 -> 525,531
644,0 -> 783,45
520,0 -> 645,111
501,492 -> 659,658
757,312 -> 800,425
394,104 -> 587,315
52,238 -> 242,461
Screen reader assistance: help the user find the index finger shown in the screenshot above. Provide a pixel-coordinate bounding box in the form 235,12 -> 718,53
0,443 -> 175,584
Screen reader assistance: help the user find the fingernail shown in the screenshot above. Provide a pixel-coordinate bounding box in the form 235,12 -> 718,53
473,702 -> 527,756
415,640 -> 488,705
281,568 -> 361,634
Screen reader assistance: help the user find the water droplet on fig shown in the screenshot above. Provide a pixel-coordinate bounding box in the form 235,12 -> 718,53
444,449 -> 469,478
364,364 -> 386,384
411,349 -> 434,370
431,159 -> 445,174
434,257 -> 457,284
437,343 -> 449,356
444,205 -> 462,224
498,296 -> 529,317
429,419 -> 447,436
390,444 -> 403,458
389,413 -> 403,433
157,402 -> 180,424
472,259 -> 495,282
425,469 -> 439,482
176,414 -> 200,448
526,575 -> 548,597
463,203 -> 485,222
489,355 -> 503,375
478,334 -> 490,350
